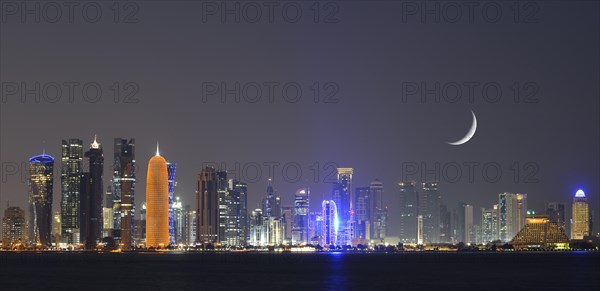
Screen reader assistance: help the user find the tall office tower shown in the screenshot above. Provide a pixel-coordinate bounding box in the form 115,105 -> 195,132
321,200 -> 338,246
52,211 -> 61,245
167,162 -> 177,246
249,209 -> 263,246
263,178 -> 280,218
282,206 -> 293,243
187,208 -> 196,244
2,206 -> 26,247
354,186 -> 370,240
136,203 -> 147,244
145,145 -> 169,248
333,168 -> 353,244
498,193 -> 527,242
481,205 -> 499,243
439,204 -> 452,243
417,215 -> 423,245
103,186 -> 113,238
216,171 -> 228,243
370,179 -> 386,243
571,189 -> 589,240
28,153 -> 54,248
292,188 -> 310,245
173,197 -> 184,245
453,202 -> 474,243
196,166 -> 219,244
223,180 -> 248,247
398,181 -> 418,244
80,136 -> 104,249
419,182 -> 440,244
113,138 -> 136,249
545,202 -> 566,231
60,139 -> 83,244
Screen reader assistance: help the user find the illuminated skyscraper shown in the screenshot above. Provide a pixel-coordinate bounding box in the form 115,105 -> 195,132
28,153 -> 54,248
60,138 -> 83,244
173,197 -> 184,245
481,205 -> 499,243
571,189 -> 589,240
2,206 -> 26,248
80,136 -> 104,249
103,186 -> 113,238
292,188 -> 310,245
167,162 -> 177,245
321,200 -> 338,246
282,206 -> 293,243
113,138 -> 136,249
145,144 -> 169,248
249,209 -> 263,246
398,181 -> 418,244
196,166 -> 219,244
498,193 -> 527,242
333,168 -> 353,245
222,180 -> 248,247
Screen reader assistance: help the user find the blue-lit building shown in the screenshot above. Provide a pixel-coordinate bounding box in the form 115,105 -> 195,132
167,162 -> 177,246
321,200 -> 338,247
28,153 -> 54,248
292,188 -> 310,245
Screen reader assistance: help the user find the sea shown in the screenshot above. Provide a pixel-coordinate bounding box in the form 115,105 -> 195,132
0,252 -> 599,290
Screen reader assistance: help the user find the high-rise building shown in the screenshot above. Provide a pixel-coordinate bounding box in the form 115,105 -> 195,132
398,181 -> 418,244
453,202 -> 474,243
321,200 -> 338,246
292,188 -> 310,245
113,138 -> 136,249
498,193 -> 527,242
439,204 -> 452,243
282,206 -> 293,243
370,179 -> 386,243
217,170 -> 228,244
135,202 -> 147,245
80,136 -> 104,249
2,206 -> 26,248
60,138 -> 83,244
333,168 -> 353,245
196,166 -> 219,244
28,153 -> 54,248
249,208 -> 263,246
419,182 -> 440,244
227,180 -> 248,247
481,205 -> 499,243
173,197 -> 184,245
571,189 -> 589,240
103,186 -> 113,238
145,145 -> 169,248
354,186 -> 370,241
52,211 -> 61,245
167,162 -> 177,245
546,202 -> 566,231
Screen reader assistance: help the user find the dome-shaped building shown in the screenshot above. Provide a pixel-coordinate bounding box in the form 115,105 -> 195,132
145,144 -> 169,248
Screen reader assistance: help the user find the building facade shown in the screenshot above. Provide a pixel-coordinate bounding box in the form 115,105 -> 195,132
28,153 -> 54,248
145,146 -> 169,248
571,189 -> 589,240
113,138 -> 136,249
60,138 -> 83,244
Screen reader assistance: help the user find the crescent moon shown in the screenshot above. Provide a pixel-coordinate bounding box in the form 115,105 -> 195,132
447,110 -> 477,145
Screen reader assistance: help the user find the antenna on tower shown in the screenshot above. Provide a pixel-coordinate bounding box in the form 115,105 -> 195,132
156,141 -> 160,156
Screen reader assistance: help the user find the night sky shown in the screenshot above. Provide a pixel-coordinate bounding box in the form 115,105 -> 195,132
1,1 -> 598,237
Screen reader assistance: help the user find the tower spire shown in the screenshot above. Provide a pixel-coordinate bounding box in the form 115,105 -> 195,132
91,134 -> 100,149
156,141 -> 160,156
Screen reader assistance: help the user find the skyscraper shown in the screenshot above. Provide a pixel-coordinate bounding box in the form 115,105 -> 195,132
196,166 -> 219,244
292,188 -> 310,245
173,197 -> 184,245
249,209 -> 263,246
321,200 -> 338,246
498,193 -> 527,242
217,170 -> 228,244
481,205 -> 499,243
167,162 -> 177,245
224,180 -> 248,247
80,136 -> 104,249
370,179 -> 387,243
28,153 -> 54,248
419,182 -> 440,244
113,138 -> 136,249
398,181 -> 418,244
545,202 -> 566,231
60,138 -> 83,244
145,145 -> 169,248
334,168 -> 353,245
103,186 -> 113,238
282,206 -> 293,243
571,189 -> 589,240
2,206 -> 26,248
354,186 -> 370,240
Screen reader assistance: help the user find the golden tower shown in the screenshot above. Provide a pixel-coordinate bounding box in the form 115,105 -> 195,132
145,143 -> 169,248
